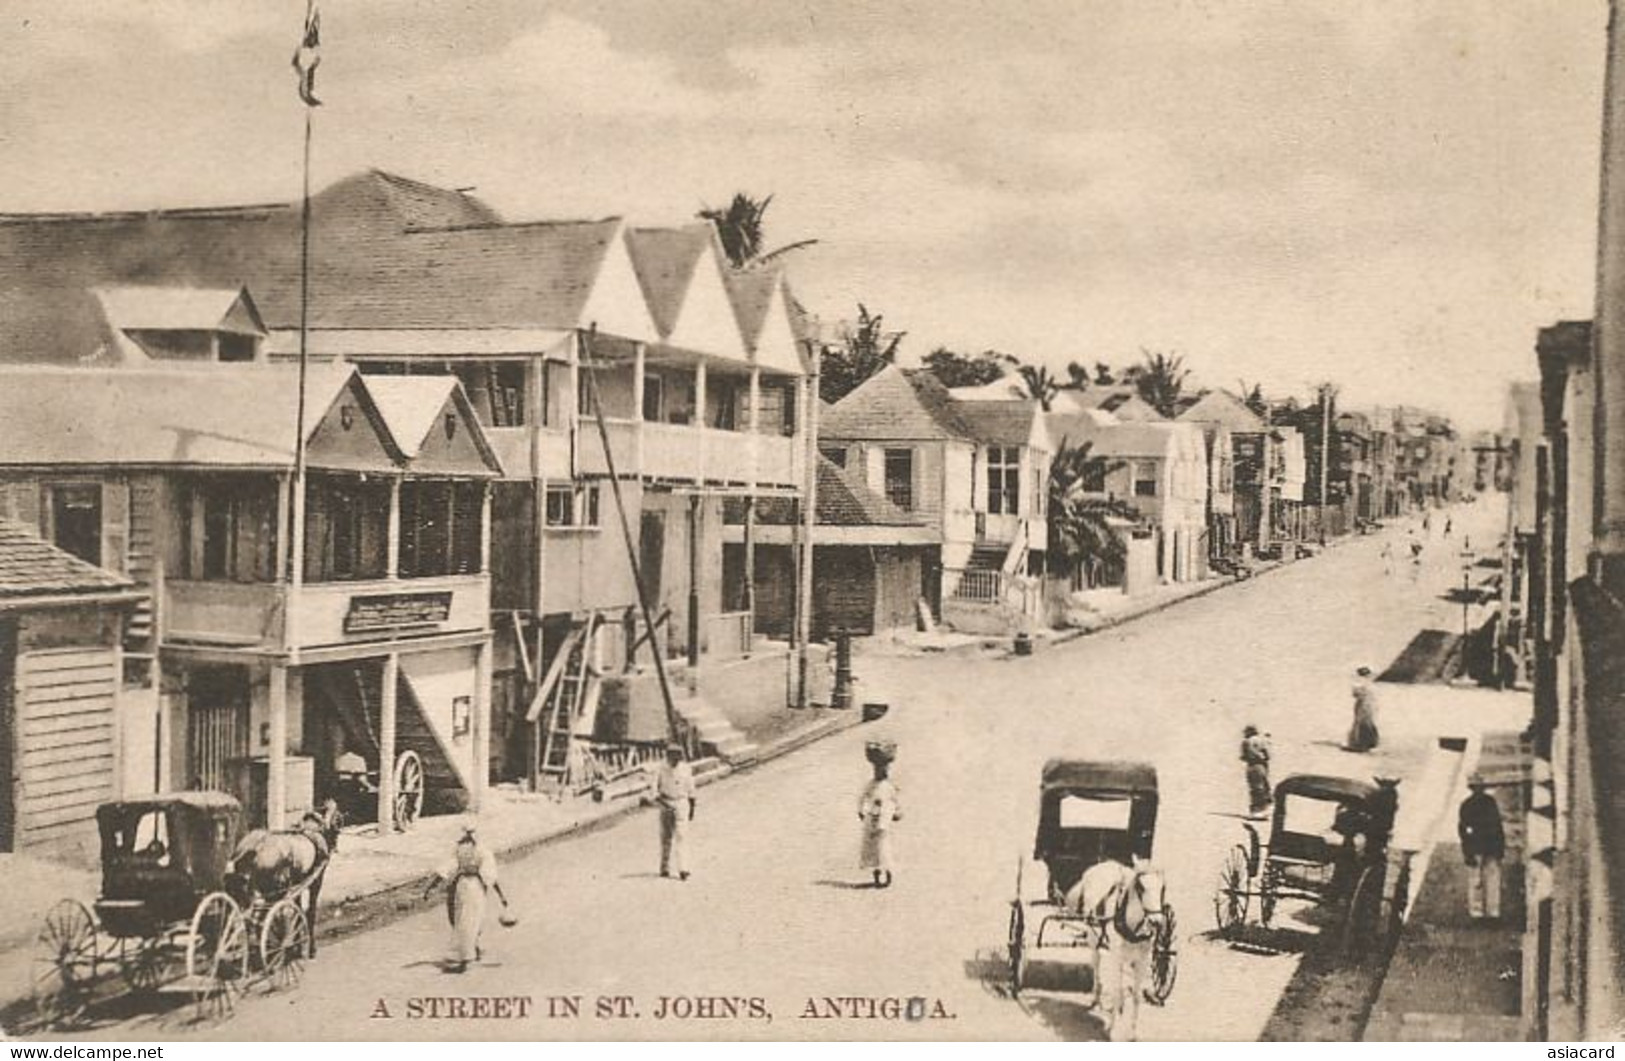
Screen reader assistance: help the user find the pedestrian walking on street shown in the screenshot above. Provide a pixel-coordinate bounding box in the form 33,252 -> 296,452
1444,516 -> 1453,537
1380,540 -> 1395,576
1458,774 -> 1505,921
1240,725 -> 1272,817
859,741 -> 902,888
1347,666 -> 1380,752
425,819 -> 511,973
656,742 -> 697,881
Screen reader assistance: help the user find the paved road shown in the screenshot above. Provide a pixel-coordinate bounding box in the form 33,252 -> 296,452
48,503 -> 1514,1041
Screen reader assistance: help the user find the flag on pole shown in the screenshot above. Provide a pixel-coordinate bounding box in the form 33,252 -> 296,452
292,0 -> 322,107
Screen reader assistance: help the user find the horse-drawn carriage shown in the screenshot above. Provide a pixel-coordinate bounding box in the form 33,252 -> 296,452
32,792 -> 336,1026
1212,774 -> 1404,954
1007,760 -> 1177,1007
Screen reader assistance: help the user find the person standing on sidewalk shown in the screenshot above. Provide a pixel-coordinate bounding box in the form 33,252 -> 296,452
656,742 -> 696,881
858,742 -> 902,888
1348,666 -> 1380,752
1240,725 -> 1272,817
1458,775 -> 1505,921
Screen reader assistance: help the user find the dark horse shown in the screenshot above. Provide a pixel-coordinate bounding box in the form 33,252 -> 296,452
226,799 -> 343,956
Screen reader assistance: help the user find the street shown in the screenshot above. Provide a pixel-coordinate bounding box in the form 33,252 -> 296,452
55,505 -> 1518,1042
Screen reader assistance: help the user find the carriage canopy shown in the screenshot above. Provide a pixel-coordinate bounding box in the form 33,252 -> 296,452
95,792 -> 244,932
1034,760 -> 1159,884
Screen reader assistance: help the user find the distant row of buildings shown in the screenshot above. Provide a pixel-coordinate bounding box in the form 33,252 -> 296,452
795,365 -> 1473,639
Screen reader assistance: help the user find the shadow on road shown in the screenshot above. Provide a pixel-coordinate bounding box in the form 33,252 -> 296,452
1377,630 -> 1462,685
811,878 -> 878,891
961,947 -> 1108,1041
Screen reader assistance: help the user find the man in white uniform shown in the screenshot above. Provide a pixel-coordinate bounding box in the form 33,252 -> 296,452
656,743 -> 696,881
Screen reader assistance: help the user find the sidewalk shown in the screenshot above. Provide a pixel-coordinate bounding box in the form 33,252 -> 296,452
1363,729 -> 1530,1041
0,705 -> 863,1013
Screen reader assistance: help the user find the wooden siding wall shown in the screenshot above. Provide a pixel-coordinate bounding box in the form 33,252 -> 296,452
16,636 -> 118,858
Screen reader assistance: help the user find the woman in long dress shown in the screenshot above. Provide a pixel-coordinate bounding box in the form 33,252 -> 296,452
430,820 -> 510,973
1240,725 -> 1272,816
1348,666 -> 1380,752
858,760 -> 902,888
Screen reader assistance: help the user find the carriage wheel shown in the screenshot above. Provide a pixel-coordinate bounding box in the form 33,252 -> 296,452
120,936 -> 168,996
186,892 -> 247,1019
1341,865 -> 1383,958
258,899 -> 309,991
1007,902 -> 1027,995
32,900 -> 98,1027
1147,904 -> 1179,1005
1213,845 -> 1250,935
393,750 -> 424,831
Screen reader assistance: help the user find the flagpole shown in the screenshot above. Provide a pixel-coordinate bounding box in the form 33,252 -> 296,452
290,104 -> 312,599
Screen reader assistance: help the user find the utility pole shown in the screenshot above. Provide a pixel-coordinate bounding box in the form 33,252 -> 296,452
795,342 -> 822,708
1319,383 -> 1332,545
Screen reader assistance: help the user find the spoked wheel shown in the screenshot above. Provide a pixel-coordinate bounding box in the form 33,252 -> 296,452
1213,845 -> 1250,936
1146,904 -> 1179,1005
33,900 -> 98,1027
120,936 -> 169,996
1342,864 -> 1384,958
393,750 -> 424,831
258,899 -> 309,992
186,892 -> 247,1020
1008,902 -> 1027,995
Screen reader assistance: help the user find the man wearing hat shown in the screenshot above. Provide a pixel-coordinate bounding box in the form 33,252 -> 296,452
1348,666 -> 1380,752
656,742 -> 696,881
1458,774 -> 1505,921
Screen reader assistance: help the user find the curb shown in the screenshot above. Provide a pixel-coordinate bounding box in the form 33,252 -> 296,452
0,708 -> 869,1015
1049,557 -> 1295,645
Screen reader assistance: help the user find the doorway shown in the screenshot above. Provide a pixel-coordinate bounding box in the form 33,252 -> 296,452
185,665 -> 250,794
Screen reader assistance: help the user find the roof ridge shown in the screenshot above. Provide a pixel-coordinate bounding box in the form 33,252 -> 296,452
0,203 -> 288,225
406,216 -> 621,234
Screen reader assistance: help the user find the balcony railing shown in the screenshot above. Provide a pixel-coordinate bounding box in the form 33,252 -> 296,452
575,418 -> 800,486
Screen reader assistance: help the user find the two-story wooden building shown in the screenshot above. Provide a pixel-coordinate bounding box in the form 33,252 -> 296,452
0,363 -> 501,831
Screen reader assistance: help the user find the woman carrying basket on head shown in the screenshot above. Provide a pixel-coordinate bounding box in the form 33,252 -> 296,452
859,742 -> 902,888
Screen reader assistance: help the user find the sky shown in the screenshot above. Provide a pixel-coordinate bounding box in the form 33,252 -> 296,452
0,1 -> 1610,429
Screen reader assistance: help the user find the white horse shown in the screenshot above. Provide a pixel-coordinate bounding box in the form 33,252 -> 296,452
1065,858 -> 1169,1042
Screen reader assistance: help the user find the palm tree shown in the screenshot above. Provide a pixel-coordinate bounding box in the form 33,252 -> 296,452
1017,364 -> 1060,411
1237,380 -> 1269,418
1048,438 -> 1140,588
697,192 -> 818,269
1133,349 -> 1191,419
820,303 -> 904,404
1064,360 -> 1092,391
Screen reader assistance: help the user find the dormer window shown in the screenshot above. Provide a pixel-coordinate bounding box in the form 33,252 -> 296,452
95,285 -> 267,365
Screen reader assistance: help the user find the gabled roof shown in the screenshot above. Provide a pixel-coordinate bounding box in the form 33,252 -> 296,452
947,378 -> 1031,401
1177,389 -> 1267,433
0,364 -> 356,468
820,366 -> 977,442
954,399 -> 1044,448
817,457 -> 923,527
624,225 -> 711,339
94,285 -> 265,335
0,519 -> 133,599
363,376 -> 459,459
1084,422 -> 1182,460
722,262 -> 784,350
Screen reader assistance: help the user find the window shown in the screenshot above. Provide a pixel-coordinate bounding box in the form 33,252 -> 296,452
181,477 -> 278,582
710,380 -> 739,430
642,374 -> 664,423
987,446 -> 1020,515
820,446 -> 847,468
217,333 -> 258,363
48,483 -> 102,566
1134,462 -> 1159,498
400,480 -> 484,578
544,484 -> 601,529
304,476 -> 390,582
883,449 -> 914,511
779,382 -> 798,437
453,363 -> 526,427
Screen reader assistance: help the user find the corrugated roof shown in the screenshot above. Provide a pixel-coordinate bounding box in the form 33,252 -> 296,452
820,366 -> 977,442
265,327 -> 571,359
624,225 -> 711,339
0,519 -> 133,598
0,364 -> 355,468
